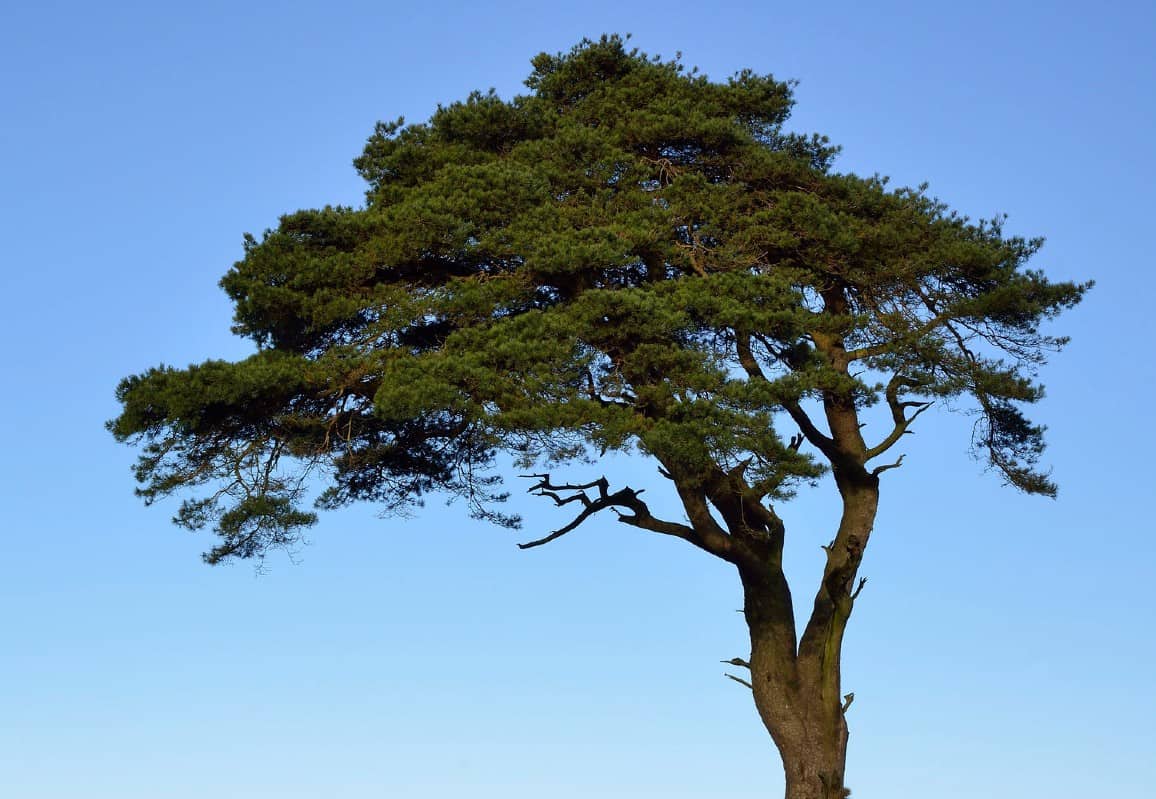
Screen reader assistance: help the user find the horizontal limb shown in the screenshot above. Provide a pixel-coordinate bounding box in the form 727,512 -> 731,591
518,471 -> 745,565
518,473 -> 698,550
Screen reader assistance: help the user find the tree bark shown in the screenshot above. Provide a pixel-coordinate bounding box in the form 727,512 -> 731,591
745,574 -> 850,799
742,474 -> 878,799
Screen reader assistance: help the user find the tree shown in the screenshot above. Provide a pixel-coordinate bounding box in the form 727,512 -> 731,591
110,36 -> 1088,799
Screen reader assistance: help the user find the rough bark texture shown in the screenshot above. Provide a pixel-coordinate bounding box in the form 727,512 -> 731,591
743,478 -> 877,799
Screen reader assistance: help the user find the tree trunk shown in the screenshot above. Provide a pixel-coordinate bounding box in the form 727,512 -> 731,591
746,581 -> 851,799
742,476 -> 876,799
777,713 -> 849,799
744,605 -> 855,799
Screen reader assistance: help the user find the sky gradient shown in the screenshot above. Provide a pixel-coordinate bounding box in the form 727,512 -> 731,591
2,2 -> 1154,796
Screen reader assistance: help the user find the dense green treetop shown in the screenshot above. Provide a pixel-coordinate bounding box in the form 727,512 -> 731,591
111,36 -> 1086,565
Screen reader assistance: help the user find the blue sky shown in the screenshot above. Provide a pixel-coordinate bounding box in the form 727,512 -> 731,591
2,1 -> 1153,796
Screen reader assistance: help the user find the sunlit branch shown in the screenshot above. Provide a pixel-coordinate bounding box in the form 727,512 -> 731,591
845,308 -> 956,362
865,374 -> 932,460
871,454 -> 906,476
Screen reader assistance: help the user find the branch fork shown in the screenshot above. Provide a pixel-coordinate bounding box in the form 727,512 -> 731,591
517,473 -> 650,549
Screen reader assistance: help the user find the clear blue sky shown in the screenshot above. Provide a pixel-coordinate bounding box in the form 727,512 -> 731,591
2,2 -> 1153,797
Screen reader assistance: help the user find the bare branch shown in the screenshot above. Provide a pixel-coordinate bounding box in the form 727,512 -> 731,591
518,473 -> 613,549
842,692 -> 855,712
725,673 -> 754,690
518,473 -> 704,552
871,455 -> 905,476
521,473 -> 608,494
533,489 -> 592,509
517,503 -> 605,549
721,657 -> 751,669
851,577 -> 867,600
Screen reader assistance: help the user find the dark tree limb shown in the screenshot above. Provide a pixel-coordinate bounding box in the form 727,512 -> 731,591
851,577 -> 867,600
518,474 -> 616,549
518,473 -> 712,553
725,673 -> 754,690
734,331 -> 768,381
865,374 -> 932,459
735,330 -> 838,461
782,399 -> 839,460
722,657 -> 752,669
871,455 -> 905,476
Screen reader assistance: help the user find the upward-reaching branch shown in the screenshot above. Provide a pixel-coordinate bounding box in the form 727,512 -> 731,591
865,375 -> 933,460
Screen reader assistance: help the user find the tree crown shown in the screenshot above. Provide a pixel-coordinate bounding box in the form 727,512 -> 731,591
111,35 -> 1087,564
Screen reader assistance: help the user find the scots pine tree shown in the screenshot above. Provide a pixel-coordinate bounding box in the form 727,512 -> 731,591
111,36 -> 1087,799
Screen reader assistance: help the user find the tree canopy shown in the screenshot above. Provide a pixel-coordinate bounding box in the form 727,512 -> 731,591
111,35 -> 1086,568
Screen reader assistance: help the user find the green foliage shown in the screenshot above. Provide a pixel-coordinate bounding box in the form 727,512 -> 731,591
111,35 -> 1087,562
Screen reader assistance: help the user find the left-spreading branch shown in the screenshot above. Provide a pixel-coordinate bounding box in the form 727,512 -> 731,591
518,473 -> 700,550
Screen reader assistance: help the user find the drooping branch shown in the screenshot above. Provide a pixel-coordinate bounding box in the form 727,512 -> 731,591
725,673 -> 754,690
936,320 -> 1058,495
